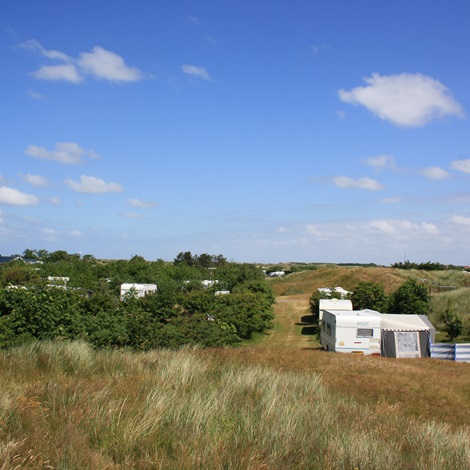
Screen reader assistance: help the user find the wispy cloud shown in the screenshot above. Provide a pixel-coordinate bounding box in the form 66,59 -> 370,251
363,154 -> 396,171
127,198 -> 158,208
20,173 -> 48,187
25,142 -> 99,165
27,89 -> 46,100
420,166 -> 451,180
181,64 -> 211,81
121,212 -> 144,220
338,73 -> 464,127
0,186 -> 39,206
451,159 -> 470,174
310,44 -> 329,54
65,175 -> 124,194
20,40 -> 142,84
332,176 -> 383,190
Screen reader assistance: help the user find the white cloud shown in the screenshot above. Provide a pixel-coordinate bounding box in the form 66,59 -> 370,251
338,73 -> 464,127
363,154 -> 396,171
368,219 -> 439,238
70,230 -> 84,237
20,39 -> 71,62
305,224 -> 321,236
451,215 -> 470,226
420,166 -> 451,180
0,186 -> 39,206
20,173 -> 48,187
182,64 -> 211,81
42,227 -> 60,241
333,176 -> 383,190
25,142 -> 99,165
32,64 -> 83,83
65,175 -> 124,194
451,159 -> 470,174
78,47 -> 142,83
127,198 -> 157,208
27,89 -> 46,100
311,44 -> 328,54
49,197 -> 60,206
21,40 -> 142,84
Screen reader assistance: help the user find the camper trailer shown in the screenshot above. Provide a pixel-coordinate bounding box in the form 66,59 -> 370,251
380,314 -> 435,358
319,298 -> 353,321
120,283 -> 157,301
320,309 -> 381,355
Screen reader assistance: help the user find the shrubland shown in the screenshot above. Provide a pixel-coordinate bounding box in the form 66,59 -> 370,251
0,251 -> 274,349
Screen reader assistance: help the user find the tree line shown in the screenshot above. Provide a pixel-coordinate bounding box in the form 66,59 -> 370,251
0,250 -> 274,349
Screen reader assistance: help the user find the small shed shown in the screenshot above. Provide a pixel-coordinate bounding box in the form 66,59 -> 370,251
380,314 -> 435,358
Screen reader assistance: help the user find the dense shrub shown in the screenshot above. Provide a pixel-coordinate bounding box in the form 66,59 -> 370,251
0,252 -> 274,349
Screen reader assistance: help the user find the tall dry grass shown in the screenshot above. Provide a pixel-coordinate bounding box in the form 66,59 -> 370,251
1,341 -> 469,469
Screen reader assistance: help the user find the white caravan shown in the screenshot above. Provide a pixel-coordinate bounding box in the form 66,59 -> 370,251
120,283 -> 157,301
319,298 -> 353,321
320,309 -> 381,355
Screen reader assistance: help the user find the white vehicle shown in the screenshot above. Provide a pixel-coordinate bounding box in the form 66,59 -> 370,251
320,309 -> 381,355
319,298 -> 353,321
120,283 -> 157,300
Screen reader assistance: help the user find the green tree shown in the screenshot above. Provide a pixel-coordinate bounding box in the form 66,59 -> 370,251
350,281 -> 387,311
387,278 -> 429,315
440,304 -> 463,342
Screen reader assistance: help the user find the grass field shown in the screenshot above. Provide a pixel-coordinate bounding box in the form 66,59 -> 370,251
1,265 -> 469,469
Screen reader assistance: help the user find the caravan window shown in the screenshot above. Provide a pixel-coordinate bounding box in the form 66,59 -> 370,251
326,323 -> 332,335
357,328 -> 373,338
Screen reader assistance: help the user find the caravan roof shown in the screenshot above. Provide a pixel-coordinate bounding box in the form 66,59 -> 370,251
323,309 -> 381,328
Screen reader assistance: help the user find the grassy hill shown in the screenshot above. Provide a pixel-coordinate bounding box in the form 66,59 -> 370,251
1,265 -> 469,469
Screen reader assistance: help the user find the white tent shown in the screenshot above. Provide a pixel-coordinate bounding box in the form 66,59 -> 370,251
380,314 -> 435,358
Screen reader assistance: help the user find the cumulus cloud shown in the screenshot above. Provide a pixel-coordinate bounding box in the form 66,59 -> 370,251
363,154 -> 396,171
20,173 -> 48,187
32,64 -> 83,83
0,186 -> 39,206
420,166 -> 451,180
25,142 -> 99,164
127,198 -> 157,208
333,176 -> 383,190
20,40 -> 142,84
78,47 -> 142,82
181,64 -> 211,81
368,219 -> 439,238
338,73 -> 464,127
451,159 -> 470,174
65,175 -> 124,194
451,215 -> 470,226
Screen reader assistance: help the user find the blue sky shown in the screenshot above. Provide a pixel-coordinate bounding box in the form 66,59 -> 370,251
1,0 -> 470,265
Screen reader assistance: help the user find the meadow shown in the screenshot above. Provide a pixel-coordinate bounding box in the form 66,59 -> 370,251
1,264 -> 469,469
